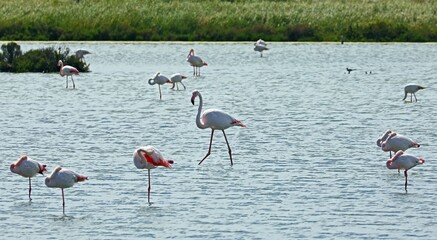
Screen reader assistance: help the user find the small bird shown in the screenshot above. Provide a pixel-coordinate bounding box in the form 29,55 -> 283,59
133,146 -> 174,205
186,49 -> 208,76
58,60 -> 80,89
403,84 -> 425,102
346,68 -> 356,74
381,132 -> 420,158
386,150 -> 424,192
10,155 -> 47,201
75,49 -> 91,60
148,72 -> 171,100
191,90 -> 246,166
376,130 -> 392,147
45,166 -> 88,215
170,73 -> 188,90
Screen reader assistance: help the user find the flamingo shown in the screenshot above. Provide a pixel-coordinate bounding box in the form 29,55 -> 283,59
10,155 -> 47,201
75,49 -> 91,61
45,166 -> 88,215
148,72 -> 171,100
376,129 -> 392,147
57,60 -> 80,89
386,150 -> 424,192
191,90 -> 246,166
403,84 -> 425,102
186,49 -> 208,76
170,73 -> 188,90
133,146 -> 174,205
254,43 -> 269,57
255,39 -> 267,46
381,132 -> 420,158
346,68 -> 357,74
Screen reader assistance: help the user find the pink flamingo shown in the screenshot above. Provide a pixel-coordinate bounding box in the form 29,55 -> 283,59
186,49 -> 208,76
403,84 -> 425,102
57,60 -> 80,89
170,73 -> 188,90
45,166 -> 88,215
133,146 -> 174,205
381,132 -> 420,158
191,90 -> 246,166
386,150 -> 424,192
10,155 -> 47,201
254,43 -> 269,57
148,72 -> 171,100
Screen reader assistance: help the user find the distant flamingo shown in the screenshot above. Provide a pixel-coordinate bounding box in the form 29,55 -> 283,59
75,49 -> 91,60
186,49 -> 208,76
386,150 -> 424,192
170,73 -> 188,90
254,41 -> 269,57
191,90 -> 246,166
255,39 -> 267,46
10,155 -> 47,201
148,72 -> 171,100
45,166 -> 88,215
403,84 -> 425,102
57,60 -> 80,89
346,68 -> 357,74
381,132 -> 420,158
376,129 -> 392,147
133,146 -> 174,205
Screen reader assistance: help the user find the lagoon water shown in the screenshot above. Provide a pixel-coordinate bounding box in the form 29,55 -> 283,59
1,42 -> 437,239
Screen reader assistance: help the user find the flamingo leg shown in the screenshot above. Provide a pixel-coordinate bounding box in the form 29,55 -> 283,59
404,170 -> 408,192
28,177 -> 32,201
193,66 -> 196,76
171,83 -> 175,90
148,169 -> 151,205
413,93 -> 417,102
65,76 -> 68,88
390,151 -> 392,158
181,81 -> 186,90
198,67 -> 201,76
62,188 -> 65,215
159,85 -> 162,100
176,83 -> 179,90
199,129 -> 214,165
410,93 -> 413,102
222,130 -> 233,166
71,76 -> 75,89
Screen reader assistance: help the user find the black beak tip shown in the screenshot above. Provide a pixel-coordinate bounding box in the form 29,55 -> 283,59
191,99 -> 195,105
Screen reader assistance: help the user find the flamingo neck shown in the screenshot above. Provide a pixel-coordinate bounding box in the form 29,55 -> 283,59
195,94 -> 207,129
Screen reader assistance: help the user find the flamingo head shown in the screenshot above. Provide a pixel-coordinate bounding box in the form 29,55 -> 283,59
57,60 -> 63,67
181,75 -> 187,79
187,49 -> 195,58
203,62 -> 208,66
191,90 -> 200,105
417,158 -> 425,165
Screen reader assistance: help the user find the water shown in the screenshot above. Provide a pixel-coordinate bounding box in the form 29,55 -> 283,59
1,42 -> 436,239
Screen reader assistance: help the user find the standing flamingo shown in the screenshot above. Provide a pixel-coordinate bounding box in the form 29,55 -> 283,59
148,72 -> 171,100
133,146 -> 174,205
186,49 -> 208,76
381,132 -> 420,158
376,129 -> 392,147
45,166 -> 88,215
191,90 -> 246,166
170,73 -> 188,90
386,150 -> 424,192
254,40 -> 269,57
75,49 -> 91,61
403,84 -> 425,102
57,60 -> 80,89
10,155 -> 47,201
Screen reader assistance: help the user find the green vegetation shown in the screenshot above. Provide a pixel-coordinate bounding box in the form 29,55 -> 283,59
0,0 -> 436,42
0,42 -> 90,73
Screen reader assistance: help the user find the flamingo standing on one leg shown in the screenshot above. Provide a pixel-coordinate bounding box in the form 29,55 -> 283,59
386,150 -> 424,192
254,40 -> 269,57
45,166 -> 88,215
381,132 -> 420,158
148,72 -> 171,100
133,146 -> 174,205
191,90 -> 246,166
170,73 -> 187,90
10,155 -> 47,201
186,49 -> 208,76
57,60 -> 80,89
403,84 -> 425,102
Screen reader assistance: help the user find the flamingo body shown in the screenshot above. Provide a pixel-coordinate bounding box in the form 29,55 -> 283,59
381,132 -> 420,156
191,90 -> 246,166
255,39 -> 267,46
403,84 -> 425,102
10,155 -> 47,201
254,44 -> 269,57
75,49 -> 91,59
58,60 -> 80,89
386,150 -> 424,192
170,73 -> 187,90
148,72 -> 171,99
133,146 -> 173,204
187,49 -> 207,76
45,166 -> 88,214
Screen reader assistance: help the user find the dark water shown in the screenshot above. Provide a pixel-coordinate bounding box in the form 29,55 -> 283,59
1,42 -> 436,239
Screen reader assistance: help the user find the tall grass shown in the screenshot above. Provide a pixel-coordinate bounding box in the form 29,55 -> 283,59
0,0 -> 436,41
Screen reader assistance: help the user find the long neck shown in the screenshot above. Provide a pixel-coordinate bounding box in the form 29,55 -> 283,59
196,94 -> 207,129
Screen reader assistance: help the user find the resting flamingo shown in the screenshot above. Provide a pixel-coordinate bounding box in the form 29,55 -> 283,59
381,132 -> 420,158
403,84 -> 425,102
186,49 -> 208,76
133,146 -> 174,205
10,155 -> 47,201
170,73 -> 188,90
386,150 -> 424,192
191,90 -> 246,166
148,72 -> 171,100
254,40 -> 269,57
57,60 -> 80,89
45,166 -> 88,215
